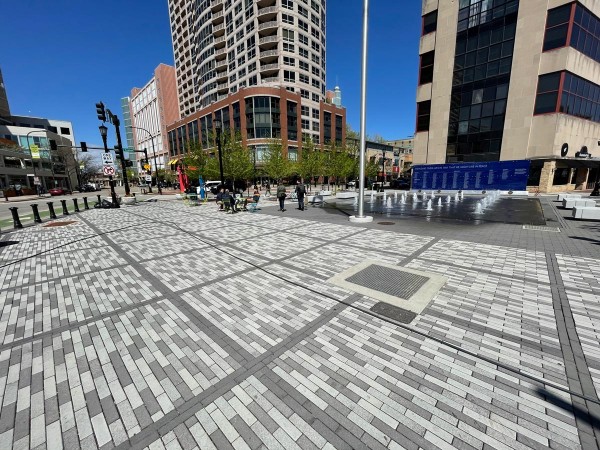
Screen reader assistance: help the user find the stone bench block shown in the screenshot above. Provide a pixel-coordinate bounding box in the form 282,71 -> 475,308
572,206 -> 600,219
562,199 -> 596,209
557,193 -> 582,201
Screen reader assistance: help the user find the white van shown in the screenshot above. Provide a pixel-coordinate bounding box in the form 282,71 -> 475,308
203,181 -> 221,194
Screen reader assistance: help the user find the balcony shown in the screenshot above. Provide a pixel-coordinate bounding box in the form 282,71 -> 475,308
257,0 -> 276,8
258,20 -> 279,32
261,75 -> 279,84
216,71 -> 228,82
215,47 -> 227,59
213,22 -> 225,36
217,82 -> 228,92
215,60 -> 227,71
211,0 -> 223,11
212,10 -> 224,23
257,6 -> 278,20
259,49 -> 279,61
214,35 -> 226,48
259,35 -> 279,50
260,63 -> 280,73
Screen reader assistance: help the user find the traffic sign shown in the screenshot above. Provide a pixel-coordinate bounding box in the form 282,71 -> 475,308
145,175 -> 152,182
103,165 -> 116,176
143,164 -> 151,170
101,153 -> 114,165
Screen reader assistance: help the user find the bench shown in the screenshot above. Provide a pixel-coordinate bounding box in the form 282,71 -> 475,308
557,193 -> 582,201
336,191 -> 358,199
562,198 -> 596,209
572,206 -> 600,220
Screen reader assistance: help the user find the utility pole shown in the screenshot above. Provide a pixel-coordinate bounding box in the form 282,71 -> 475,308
106,111 -> 130,196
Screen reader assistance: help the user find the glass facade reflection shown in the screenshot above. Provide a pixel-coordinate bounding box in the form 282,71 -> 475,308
447,0 -> 519,162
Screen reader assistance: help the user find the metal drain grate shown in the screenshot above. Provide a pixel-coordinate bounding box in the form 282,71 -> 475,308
523,225 -> 561,232
370,302 -> 417,324
377,221 -> 395,225
346,265 -> 429,300
43,221 -> 77,228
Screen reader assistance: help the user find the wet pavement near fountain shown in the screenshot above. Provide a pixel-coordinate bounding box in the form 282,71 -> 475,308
330,192 -> 546,225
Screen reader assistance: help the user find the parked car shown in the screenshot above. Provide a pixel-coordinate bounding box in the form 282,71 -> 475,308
49,187 -> 71,196
79,184 -> 97,192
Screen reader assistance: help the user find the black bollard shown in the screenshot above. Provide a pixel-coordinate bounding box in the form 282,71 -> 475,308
9,207 -> 23,229
73,198 -> 80,212
31,204 -> 42,223
60,199 -> 69,215
83,197 -> 89,210
97,194 -> 102,204
47,202 -> 57,219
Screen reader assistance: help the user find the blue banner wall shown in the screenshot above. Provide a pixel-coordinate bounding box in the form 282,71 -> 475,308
411,160 -> 531,191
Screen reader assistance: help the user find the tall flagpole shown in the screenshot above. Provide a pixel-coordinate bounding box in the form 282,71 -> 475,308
350,0 -> 374,223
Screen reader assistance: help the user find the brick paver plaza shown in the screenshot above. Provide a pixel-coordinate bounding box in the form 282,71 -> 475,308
0,196 -> 599,450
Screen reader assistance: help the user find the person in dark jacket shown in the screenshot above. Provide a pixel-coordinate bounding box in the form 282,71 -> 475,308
295,180 -> 307,211
276,183 -> 287,211
216,188 -> 225,210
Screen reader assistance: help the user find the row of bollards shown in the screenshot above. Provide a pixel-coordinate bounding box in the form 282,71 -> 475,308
6,197 -> 91,231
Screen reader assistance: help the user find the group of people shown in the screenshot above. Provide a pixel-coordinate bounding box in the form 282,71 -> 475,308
213,180 -> 308,213
215,188 -> 259,213
276,180 -> 307,212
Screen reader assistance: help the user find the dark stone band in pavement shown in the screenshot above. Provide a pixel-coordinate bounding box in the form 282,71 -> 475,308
116,293 -> 364,450
546,252 -> 600,450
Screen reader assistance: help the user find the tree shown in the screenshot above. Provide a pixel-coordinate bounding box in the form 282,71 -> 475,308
298,138 -> 323,189
222,131 -> 254,185
181,141 -> 209,182
263,140 -> 293,182
156,169 -> 175,184
346,124 -> 360,140
78,154 -> 102,184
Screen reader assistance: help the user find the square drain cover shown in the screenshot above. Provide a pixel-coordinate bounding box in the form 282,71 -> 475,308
328,260 -> 447,314
371,302 -> 417,324
346,265 -> 429,300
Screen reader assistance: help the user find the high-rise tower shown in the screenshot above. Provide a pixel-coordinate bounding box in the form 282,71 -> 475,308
166,0 -> 345,159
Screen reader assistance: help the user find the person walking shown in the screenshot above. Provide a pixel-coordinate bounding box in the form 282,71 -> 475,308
265,181 -> 271,196
276,182 -> 287,212
295,180 -> 307,211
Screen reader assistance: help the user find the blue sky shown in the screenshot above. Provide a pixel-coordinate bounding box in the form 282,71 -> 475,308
1,0 -> 421,149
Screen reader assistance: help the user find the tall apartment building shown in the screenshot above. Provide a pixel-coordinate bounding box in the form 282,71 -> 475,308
414,0 -> 600,193
0,68 -> 10,119
121,97 -> 135,149
166,0 -> 345,162
129,64 -> 179,172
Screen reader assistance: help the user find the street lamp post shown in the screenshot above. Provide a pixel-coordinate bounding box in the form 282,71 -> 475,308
214,119 -> 225,185
99,125 -> 119,207
349,0 -> 373,223
126,125 -> 162,194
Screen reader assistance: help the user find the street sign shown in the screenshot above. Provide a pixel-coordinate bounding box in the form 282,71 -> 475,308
33,177 -> 41,185
103,165 -> 116,176
145,175 -> 152,182
30,145 -> 40,159
143,164 -> 151,170
101,153 -> 114,165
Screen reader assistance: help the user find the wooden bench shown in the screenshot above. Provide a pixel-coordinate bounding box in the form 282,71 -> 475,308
572,206 -> 600,220
562,198 -> 596,209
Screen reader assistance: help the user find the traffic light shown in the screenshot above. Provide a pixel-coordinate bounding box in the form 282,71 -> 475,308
80,142 -> 88,152
126,160 -> 134,167
96,102 -> 106,122
49,140 -> 57,151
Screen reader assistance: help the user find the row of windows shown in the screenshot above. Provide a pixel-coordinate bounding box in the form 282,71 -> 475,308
543,2 -> 600,64
535,71 -> 600,124
457,0 -> 518,33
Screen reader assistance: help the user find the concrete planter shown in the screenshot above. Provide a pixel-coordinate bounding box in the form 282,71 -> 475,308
122,196 -> 136,205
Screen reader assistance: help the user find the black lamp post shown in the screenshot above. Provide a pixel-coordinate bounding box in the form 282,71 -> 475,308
214,119 -> 224,185
99,124 -> 119,207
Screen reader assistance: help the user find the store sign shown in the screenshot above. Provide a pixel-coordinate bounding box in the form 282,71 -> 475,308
30,145 -> 40,159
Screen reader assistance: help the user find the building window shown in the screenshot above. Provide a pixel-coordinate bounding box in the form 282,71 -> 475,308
543,4 -> 572,51
288,146 -> 298,160
419,51 -> 435,85
283,56 -> 295,66
282,13 -> 294,24
287,100 -> 298,141
571,4 -> 600,63
534,72 -> 561,114
301,105 -> 310,116
422,10 -> 438,35
284,70 -> 296,82
559,72 -> 600,122
416,101 -> 431,132
60,127 -> 71,135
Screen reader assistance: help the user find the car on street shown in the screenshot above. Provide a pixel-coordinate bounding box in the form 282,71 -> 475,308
49,187 -> 71,196
79,184 -> 97,192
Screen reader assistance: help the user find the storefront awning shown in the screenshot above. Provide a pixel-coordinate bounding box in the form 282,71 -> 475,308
168,158 -> 179,165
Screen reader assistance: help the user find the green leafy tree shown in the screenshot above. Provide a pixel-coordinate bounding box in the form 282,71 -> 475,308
298,138 -> 323,189
263,139 -> 293,182
222,131 -> 254,185
181,141 -> 209,181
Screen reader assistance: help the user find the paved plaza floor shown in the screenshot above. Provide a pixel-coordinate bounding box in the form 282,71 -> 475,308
0,195 -> 599,449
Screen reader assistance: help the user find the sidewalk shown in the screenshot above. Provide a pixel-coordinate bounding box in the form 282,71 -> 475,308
0,198 -> 598,449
